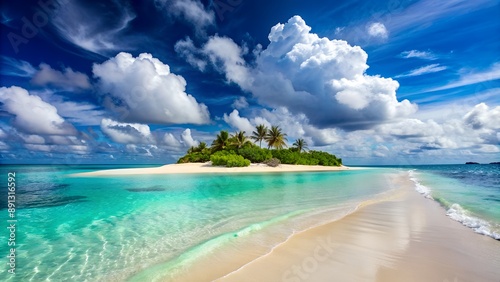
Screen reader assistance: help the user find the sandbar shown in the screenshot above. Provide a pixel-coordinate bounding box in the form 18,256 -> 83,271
139,173 -> 500,282
73,162 -> 351,177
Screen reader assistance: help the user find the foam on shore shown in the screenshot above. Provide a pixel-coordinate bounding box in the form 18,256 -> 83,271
409,170 -> 500,240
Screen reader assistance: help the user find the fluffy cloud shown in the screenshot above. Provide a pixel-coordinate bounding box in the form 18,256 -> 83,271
100,118 -> 201,152
375,102 -> 500,152
174,37 -> 208,71
232,96 -> 249,109
0,86 -> 76,135
223,109 -> 254,133
154,0 -> 214,31
203,36 -> 252,87
463,103 -> 500,130
163,129 -> 200,148
163,133 -> 182,147
93,52 -> 210,125
183,16 -> 416,130
176,35 -> 252,87
367,22 -> 388,39
180,128 -> 199,147
100,119 -> 154,144
31,63 -> 91,90
379,119 -> 443,138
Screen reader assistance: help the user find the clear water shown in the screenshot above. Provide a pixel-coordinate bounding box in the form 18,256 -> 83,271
0,165 -> 396,281
406,164 -> 500,239
1,164 -> 498,281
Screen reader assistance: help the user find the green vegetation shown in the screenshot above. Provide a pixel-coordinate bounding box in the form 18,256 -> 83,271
210,151 -> 251,167
177,125 -> 342,167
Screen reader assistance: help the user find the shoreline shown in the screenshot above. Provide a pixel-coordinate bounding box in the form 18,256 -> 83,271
129,172 -> 500,282
72,162 -> 352,177
218,174 -> 500,282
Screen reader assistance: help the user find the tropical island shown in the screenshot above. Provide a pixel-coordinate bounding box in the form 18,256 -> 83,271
75,125 -> 346,177
177,125 -> 342,167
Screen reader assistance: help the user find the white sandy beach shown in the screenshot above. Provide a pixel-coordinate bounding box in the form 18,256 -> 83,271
73,162 -> 350,176
128,173 -> 500,282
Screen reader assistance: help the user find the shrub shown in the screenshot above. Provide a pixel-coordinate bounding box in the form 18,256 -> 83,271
237,147 -> 272,163
269,149 -> 342,166
271,149 -> 300,164
210,152 -> 250,167
177,151 -> 211,163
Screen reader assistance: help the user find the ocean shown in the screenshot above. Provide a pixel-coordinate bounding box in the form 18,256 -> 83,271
0,164 -> 498,281
406,164 -> 500,240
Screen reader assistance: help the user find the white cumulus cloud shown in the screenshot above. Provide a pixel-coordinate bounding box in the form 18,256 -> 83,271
180,128 -> 199,147
223,109 -> 255,133
93,52 -> 210,125
0,86 -> 76,135
367,22 -> 388,39
100,118 -> 154,144
203,36 -> 252,87
182,16 -> 416,130
463,103 -> 500,130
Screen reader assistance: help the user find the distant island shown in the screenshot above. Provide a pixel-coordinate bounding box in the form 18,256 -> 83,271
177,125 -> 342,167
465,162 -> 500,164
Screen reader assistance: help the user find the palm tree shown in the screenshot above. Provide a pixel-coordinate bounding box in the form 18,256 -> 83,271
231,131 -> 250,149
197,142 -> 207,152
251,124 -> 268,148
265,126 -> 287,149
292,138 -> 308,153
211,131 -> 229,151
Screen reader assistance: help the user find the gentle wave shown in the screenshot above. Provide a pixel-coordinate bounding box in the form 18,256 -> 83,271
407,170 -> 500,240
408,170 -> 432,199
446,203 -> 500,240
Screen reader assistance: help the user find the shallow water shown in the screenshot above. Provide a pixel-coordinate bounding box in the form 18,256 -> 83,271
1,164 -> 498,281
0,165 -> 395,281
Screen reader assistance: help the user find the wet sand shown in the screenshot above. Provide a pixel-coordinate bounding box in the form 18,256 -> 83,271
216,175 -> 500,282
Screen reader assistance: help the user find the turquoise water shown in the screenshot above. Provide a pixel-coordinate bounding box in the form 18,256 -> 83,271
1,164 -> 498,281
0,165 -> 396,281
406,164 -> 500,239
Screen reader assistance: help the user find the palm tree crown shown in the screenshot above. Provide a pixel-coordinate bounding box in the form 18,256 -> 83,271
292,138 -> 308,153
211,131 -> 229,151
231,131 -> 250,149
251,124 -> 268,148
265,126 -> 287,149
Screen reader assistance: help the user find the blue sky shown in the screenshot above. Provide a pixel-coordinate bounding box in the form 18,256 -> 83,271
0,0 -> 499,165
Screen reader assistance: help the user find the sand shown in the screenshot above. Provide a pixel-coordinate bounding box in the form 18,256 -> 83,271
141,173 -> 500,282
92,166 -> 499,281
72,162 -> 350,177
215,174 -> 500,282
